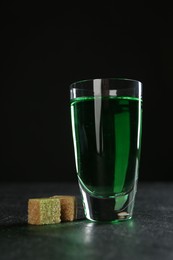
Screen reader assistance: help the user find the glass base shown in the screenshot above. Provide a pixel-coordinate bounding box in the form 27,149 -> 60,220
79,182 -> 137,222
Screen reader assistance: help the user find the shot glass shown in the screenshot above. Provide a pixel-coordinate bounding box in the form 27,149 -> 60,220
70,78 -> 142,222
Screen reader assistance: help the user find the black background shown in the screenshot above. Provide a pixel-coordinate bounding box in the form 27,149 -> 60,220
2,2 -> 173,182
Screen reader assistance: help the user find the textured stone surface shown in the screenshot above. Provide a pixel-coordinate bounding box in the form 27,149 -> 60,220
0,182 -> 173,260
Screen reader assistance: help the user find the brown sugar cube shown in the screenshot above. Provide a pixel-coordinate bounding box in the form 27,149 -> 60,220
28,198 -> 61,225
51,195 -> 77,222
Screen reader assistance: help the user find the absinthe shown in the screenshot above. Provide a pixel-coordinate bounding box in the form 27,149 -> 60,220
71,96 -> 142,197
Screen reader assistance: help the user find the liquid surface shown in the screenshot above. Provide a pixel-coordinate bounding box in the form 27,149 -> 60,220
71,96 -> 142,197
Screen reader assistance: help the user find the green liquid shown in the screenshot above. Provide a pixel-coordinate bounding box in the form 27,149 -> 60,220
71,96 -> 142,197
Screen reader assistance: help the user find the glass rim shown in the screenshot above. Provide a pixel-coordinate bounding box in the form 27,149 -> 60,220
70,77 -> 143,89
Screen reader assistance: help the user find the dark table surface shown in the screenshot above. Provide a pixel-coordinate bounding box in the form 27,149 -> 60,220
0,182 -> 173,260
